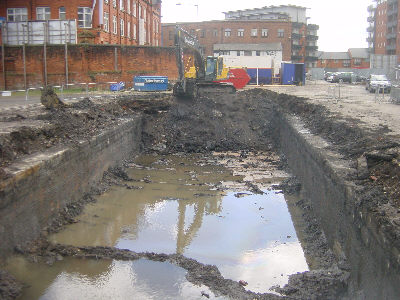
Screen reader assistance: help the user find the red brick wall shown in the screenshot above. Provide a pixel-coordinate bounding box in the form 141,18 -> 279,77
375,1 -> 387,55
0,44 -> 189,90
0,0 -> 161,46
162,20 -> 292,61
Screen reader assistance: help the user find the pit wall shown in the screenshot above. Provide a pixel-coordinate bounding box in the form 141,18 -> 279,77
273,113 -> 400,299
0,117 -> 142,257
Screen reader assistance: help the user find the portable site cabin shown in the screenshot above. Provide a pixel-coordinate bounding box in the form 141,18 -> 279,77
281,63 -> 306,85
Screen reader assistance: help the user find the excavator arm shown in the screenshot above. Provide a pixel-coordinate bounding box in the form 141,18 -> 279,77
173,25 -> 236,98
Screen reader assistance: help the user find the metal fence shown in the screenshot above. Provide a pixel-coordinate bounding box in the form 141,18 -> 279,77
0,81 -> 138,105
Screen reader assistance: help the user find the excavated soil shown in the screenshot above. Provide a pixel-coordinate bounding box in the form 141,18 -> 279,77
1,88 -> 400,299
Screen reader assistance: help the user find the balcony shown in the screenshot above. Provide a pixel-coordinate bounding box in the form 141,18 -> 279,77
292,44 -> 302,50
367,16 -> 375,23
367,5 -> 375,12
387,32 -> 397,40
292,22 -> 304,28
306,34 -> 319,41
291,33 -> 302,40
367,26 -> 374,32
387,20 -> 397,28
305,56 -> 318,62
306,45 -> 318,51
307,24 -> 319,30
387,8 -> 398,17
291,55 -> 303,61
366,36 -> 374,43
386,43 -> 396,51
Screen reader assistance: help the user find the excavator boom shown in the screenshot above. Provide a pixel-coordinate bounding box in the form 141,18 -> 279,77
173,26 -> 236,99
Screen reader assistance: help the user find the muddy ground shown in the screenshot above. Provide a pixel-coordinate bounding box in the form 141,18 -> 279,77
0,88 -> 399,299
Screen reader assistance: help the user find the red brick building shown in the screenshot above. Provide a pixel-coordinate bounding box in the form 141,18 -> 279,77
0,0 -> 161,45
162,20 -> 293,61
316,48 -> 370,69
367,0 -> 400,60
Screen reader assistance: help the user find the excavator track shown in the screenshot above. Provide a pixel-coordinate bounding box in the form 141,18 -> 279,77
173,81 -> 236,99
196,82 -> 236,98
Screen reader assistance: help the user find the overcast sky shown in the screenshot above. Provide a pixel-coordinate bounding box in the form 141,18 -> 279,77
161,0 -> 369,52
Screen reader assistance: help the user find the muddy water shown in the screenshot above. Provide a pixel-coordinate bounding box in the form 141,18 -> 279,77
6,256 -> 220,300
11,154 -> 309,298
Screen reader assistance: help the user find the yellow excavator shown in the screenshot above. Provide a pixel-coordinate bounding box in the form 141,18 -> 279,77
173,26 -> 237,98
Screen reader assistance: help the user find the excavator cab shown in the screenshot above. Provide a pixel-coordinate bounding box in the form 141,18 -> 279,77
205,57 -> 217,81
204,56 -> 227,81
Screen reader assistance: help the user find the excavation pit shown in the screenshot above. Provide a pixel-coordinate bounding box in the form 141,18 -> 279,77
1,89 -> 400,299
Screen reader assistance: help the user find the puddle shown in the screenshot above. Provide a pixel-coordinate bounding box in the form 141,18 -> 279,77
46,154 -> 309,294
5,256 -> 221,300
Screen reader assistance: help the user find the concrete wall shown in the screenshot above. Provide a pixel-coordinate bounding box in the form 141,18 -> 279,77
0,117 -> 142,256
273,112 -> 400,299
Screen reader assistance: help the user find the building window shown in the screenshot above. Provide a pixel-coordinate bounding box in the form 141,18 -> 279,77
139,4 -> 142,18
278,29 -> 284,37
78,7 -> 92,28
113,0 -> 117,8
262,29 -> 268,37
120,19 -> 124,36
127,21 -> 131,38
104,12 -> 109,32
120,0 -> 125,11
251,29 -> 258,37
59,7 -> 66,20
343,60 -> 350,67
133,1 -> 137,17
37,7 -> 51,20
237,51 -> 241,56
169,30 -> 173,40
144,7 -> 147,21
213,29 -> 218,37
105,0 -> 109,3
224,29 -> 231,37
7,8 -> 28,21
133,23 -> 137,39
200,30 -> 205,38
244,50 -> 252,56
256,51 -> 261,56
238,29 -> 244,37
113,16 -> 117,34
127,0 -> 131,14
354,58 -> 361,65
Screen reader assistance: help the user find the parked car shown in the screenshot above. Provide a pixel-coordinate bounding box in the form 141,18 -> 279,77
331,72 -> 354,83
366,74 -> 391,93
324,72 -> 334,81
326,72 -> 337,82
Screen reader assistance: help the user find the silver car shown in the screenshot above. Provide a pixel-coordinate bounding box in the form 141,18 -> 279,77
366,74 -> 391,93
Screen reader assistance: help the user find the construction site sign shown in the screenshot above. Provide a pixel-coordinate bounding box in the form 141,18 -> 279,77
2,20 -> 77,45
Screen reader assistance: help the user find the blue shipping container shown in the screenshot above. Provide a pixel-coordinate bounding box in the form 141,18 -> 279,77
246,68 -> 272,85
134,76 -> 168,91
281,63 -> 305,85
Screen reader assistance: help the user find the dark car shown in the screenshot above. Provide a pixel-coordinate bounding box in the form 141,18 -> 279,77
331,72 -> 354,83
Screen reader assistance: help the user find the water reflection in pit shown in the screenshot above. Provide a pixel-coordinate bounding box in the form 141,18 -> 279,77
49,154 -> 309,293
6,256 -> 220,300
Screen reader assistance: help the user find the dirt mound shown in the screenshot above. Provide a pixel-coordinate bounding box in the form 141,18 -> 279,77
0,98 -> 132,172
40,86 -> 65,109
